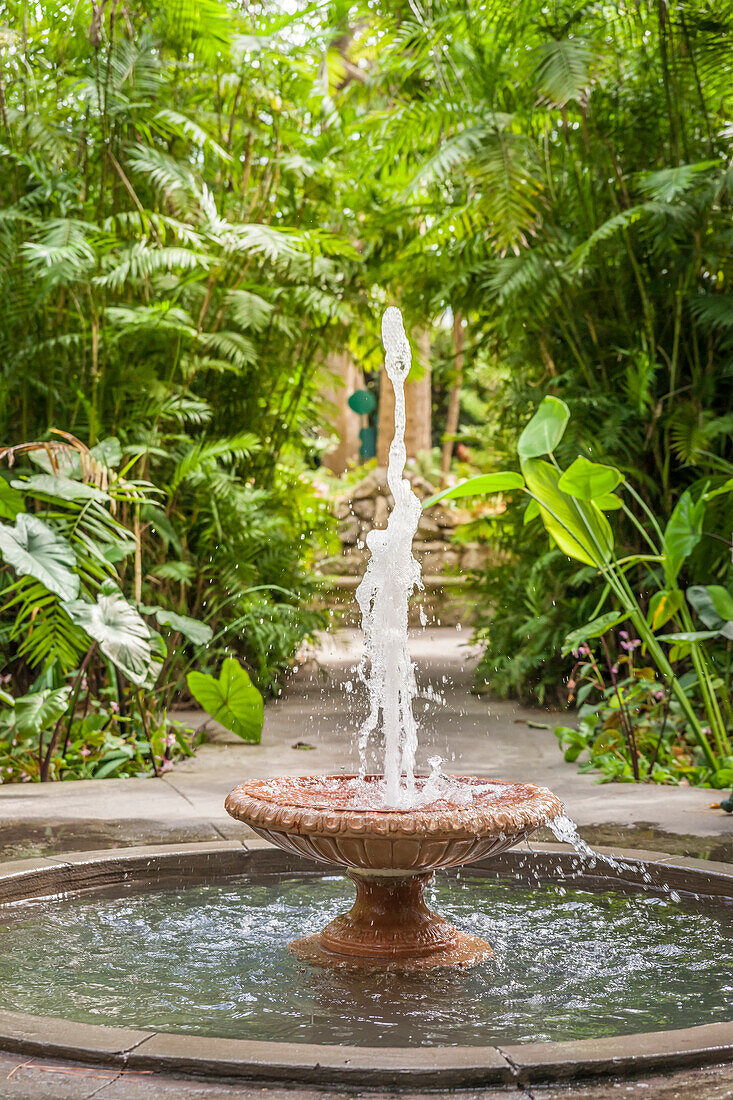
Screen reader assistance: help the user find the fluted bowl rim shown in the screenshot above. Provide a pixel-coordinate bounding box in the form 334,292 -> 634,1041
224,774 -> 563,840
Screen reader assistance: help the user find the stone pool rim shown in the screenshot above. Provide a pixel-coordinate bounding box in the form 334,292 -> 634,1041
0,839 -> 731,1089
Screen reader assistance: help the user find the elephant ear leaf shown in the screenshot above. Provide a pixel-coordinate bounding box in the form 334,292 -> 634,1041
187,658 -> 263,743
522,458 -> 614,567
423,471 -> 524,509
517,396 -> 570,459
14,686 -> 72,736
558,456 -> 622,501
64,590 -> 152,685
662,491 -> 704,585
0,514 -> 79,600
140,605 -> 213,647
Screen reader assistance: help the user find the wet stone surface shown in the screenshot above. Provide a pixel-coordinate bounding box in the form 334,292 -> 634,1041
0,1050 -> 732,1099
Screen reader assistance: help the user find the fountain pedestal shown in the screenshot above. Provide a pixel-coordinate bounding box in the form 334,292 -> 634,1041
225,774 -> 562,970
291,870 -> 494,968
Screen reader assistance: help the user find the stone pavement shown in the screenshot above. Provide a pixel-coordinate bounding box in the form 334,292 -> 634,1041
0,629 -> 730,861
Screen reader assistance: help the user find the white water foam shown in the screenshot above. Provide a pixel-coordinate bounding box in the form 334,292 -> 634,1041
355,307 -> 424,806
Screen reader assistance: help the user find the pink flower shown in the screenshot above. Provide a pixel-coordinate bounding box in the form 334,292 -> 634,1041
160,759 -> 173,773
110,701 -> 120,714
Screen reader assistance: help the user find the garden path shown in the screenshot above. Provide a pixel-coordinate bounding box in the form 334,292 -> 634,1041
0,629 -> 729,861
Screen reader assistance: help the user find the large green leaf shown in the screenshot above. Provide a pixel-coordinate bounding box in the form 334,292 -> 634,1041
0,514 -> 79,600
141,605 -> 213,646
595,492 -> 623,511
517,396 -> 570,459
558,456 -> 622,501
647,589 -> 684,631
662,491 -> 704,585
707,586 -> 733,622
187,658 -> 263,743
64,591 -> 151,685
522,458 -> 614,567
12,474 -> 109,502
656,630 -> 720,646
14,686 -> 71,736
423,471 -> 524,509
562,612 -> 627,656
0,478 -> 25,520
687,585 -> 733,641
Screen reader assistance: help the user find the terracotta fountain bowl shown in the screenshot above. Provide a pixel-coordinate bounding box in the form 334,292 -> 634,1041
225,774 -> 563,970
225,774 -> 562,874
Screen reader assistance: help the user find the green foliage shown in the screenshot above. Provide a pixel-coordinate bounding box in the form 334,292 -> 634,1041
0,439 -> 211,781
64,589 -> 152,687
341,0 -> 733,735
0,688 -> 201,783
556,643 -> 733,790
187,658 -> 263,743
0,515 -> 79,601
0,0 -> 342,701
426,396 -> 733,782
516,397 -> 570,460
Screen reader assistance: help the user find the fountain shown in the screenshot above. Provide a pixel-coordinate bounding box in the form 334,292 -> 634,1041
1,311 -> 730,1090
225,307 -> 563,967
0,301 -> 730,1078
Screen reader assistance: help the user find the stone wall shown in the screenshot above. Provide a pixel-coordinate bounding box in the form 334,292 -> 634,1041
317,467 -> 491,580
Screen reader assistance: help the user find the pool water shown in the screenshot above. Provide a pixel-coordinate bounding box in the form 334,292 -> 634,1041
1,872 -> 731,1046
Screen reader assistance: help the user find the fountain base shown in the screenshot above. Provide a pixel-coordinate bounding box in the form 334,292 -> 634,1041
290,871 -> 494,970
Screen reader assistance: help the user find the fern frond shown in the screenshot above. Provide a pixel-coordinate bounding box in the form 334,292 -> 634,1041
689,294 -> 733,332
637,161 -> 719,202
533,38 -> 595,107
95,243 -> 211,291
171,432 -> 261,490
198,330 -> 257,368
221,289 -> 273,332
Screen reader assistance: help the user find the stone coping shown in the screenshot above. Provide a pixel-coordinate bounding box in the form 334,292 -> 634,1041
0,840 -> 730,1088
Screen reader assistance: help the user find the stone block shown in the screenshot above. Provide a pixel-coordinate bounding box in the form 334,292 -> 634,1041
353,497 -> 375,521
460,545 -> 489,571
373,496 -> 389,528
352,474 -> 378,500
339,517 -> 360,545
416,516 -> 441,537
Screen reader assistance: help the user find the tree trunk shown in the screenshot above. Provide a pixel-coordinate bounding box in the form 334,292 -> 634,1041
322,350 -> 364,474
440,311 -> 464,482
377,329 -> 431,464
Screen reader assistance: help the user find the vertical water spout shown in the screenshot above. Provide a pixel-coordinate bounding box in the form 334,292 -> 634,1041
356,307 -> 423,805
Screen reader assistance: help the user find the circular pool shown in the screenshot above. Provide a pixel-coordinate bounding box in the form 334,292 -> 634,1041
0,841 -> 731,1088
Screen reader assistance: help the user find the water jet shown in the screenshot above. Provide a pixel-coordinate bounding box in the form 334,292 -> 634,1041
226,308 -> 563,968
